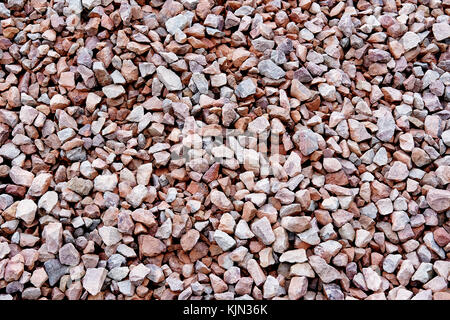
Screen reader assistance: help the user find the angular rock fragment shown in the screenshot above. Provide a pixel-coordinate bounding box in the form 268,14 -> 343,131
156,66 -> 183,91
83,268 -> 108,296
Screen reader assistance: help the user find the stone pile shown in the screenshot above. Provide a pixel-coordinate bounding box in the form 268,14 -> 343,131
0,0 -> 449,300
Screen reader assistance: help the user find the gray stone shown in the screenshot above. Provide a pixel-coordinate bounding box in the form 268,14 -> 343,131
251,217 -> 275,245
383,254 -> 402,273
43,259 -> 69,286
235,79 -> 256,98
258,60 -> 286,80
156,66 -> 183,91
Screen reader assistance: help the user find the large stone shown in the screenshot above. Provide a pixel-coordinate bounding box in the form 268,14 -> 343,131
281,216 -> 311,233
44,259 -> 69,286
43,222 -> 63,254
136,163 -> 153,185
293,129 -> 318,156
126,185 -> 148,208
291,79 -> 312,101
401,31 -> 421,51
180,229 -> 200,251
94,174 -> 118,192
288,276 -> 308,300
363,267 -> 382,291
38,191 -> 58,214
67,177 -> 93,195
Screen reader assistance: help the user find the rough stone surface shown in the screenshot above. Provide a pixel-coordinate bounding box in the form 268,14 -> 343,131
0,0 -> 448,302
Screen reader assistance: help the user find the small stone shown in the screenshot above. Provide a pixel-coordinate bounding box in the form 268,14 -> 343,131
258,60 -> 285,80
59,243 -> 80,266
156,66 -> 182,91
401,32 -> 421,51
139,235 -> 166,257
251,217 -> 275,245
210,189 -> 233,211
180,229 -> 200,251
432,22 -> 450,41
288,276 -> 308,300
83,268 -> 108,296
16,199 -> 37,224
386,161 -> 409,181
426,189 -> 450,213
99,226 -> 122,246
235,79 -> 256,98
214,230 -> 236,251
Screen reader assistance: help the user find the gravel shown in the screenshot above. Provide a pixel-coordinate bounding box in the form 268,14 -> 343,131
0,0 -> 448,302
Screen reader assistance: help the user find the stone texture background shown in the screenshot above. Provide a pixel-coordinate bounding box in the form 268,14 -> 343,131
0,0 -> 449,300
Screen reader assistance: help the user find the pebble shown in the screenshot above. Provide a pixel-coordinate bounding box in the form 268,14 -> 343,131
15,200 -> 37,224
83,268 -> 108,296
156,66 -> 183,91
251,217 -> 275,245
235,79 -> 256,98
